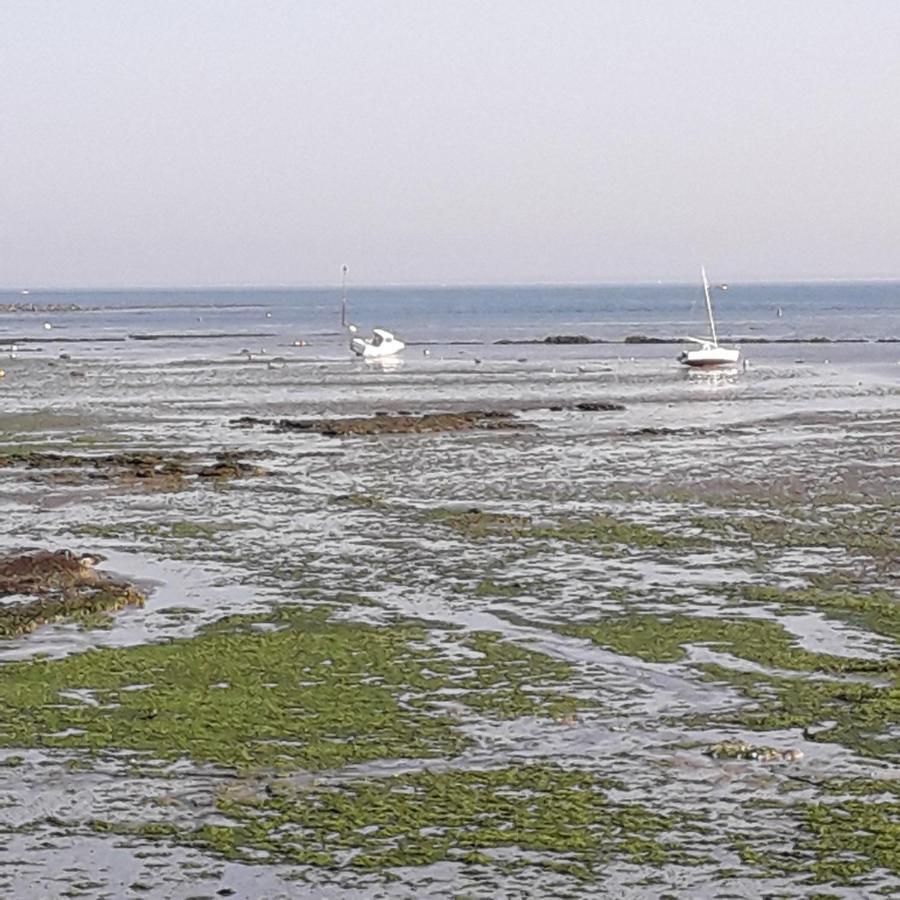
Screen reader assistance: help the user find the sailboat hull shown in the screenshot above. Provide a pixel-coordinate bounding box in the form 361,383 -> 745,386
678,346 -> 740,367
679,268 -> 740,367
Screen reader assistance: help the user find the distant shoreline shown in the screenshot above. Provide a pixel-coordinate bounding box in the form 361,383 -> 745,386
3,278 -> 900,293
2,333 -> 897,346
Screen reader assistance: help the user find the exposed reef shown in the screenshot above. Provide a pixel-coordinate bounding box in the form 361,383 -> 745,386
231,403 -> 626,436
0,549 -> 144,637
0,449 -> 267,490
232,411 -> 528,436
494,334 -> 900,344
0,303 -> 83,313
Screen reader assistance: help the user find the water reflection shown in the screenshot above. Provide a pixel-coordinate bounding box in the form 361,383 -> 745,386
683,365 -> 741,388
364,355 -> 404,371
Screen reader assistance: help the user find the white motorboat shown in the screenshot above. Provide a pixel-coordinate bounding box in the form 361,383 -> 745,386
678,267 -> 740,368
351,328 -> 405,359
340,265 -> 406,359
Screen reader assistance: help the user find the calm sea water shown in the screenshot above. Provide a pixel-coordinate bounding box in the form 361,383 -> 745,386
1,282 -> 899,366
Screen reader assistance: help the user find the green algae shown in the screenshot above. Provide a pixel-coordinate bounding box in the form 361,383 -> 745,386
820,778 -> 900,798
696,663 -> 900,761
802,798 -> 900,883
529,514 -> 702,551
735,583 -> 900,644
423,508 -> 532,539
0,609 -> 585,771
73,610 -> 116,631
70,521 -> 244,541
449,632 -> 584,719
0,586 -> 144,639
425,507 -> 700,552
331,493 -> 385,509
689,502 -> 899,567
729,796 -> 900,887
97,764 -> 688,877
563,611 -> 898,761
0,608 -> 457,771
566,613 -> 896,674
474,578 -> 524,598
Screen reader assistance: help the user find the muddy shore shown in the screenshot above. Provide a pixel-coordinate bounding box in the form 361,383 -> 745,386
0,350 -> 897,898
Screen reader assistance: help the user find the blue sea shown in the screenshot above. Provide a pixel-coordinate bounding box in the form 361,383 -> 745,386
1,282 -> 899,368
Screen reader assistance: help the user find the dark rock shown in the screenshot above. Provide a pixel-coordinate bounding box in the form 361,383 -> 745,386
544,334 -> 592,344
574,401 -> 626,412
272,411 -> 527,437
197,454 -> 267,479
624,335 -> 668,344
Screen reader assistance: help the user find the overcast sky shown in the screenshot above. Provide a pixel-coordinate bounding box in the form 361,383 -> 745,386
1,1 -> 899,287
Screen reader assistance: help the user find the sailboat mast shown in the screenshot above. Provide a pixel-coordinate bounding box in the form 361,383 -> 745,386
340,264 -> 348,329
701,265 -> 718,346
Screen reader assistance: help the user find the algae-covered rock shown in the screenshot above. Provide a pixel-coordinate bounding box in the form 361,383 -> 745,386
273,410 -> 527,436
196,453 -> 267,479
0,449 -> 267,491
705,740 -> 803,762
0,549 -> 144,637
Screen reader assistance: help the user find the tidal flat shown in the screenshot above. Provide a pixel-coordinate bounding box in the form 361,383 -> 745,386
0,350 -> 897,898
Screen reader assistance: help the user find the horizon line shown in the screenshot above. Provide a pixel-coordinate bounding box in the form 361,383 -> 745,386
4,276 -> 900,292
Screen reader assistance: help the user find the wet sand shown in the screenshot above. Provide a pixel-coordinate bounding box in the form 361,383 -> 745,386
0,348 -> 897,898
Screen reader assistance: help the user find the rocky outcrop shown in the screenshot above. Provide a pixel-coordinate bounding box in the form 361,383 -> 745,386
233,411 -> 528,437
0,450 -> 267,490
0,549 -> 144,637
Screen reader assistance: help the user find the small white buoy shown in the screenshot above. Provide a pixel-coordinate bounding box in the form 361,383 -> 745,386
43,322 -> 52,330
423,349 -> 430,357
265,312 -> 272,318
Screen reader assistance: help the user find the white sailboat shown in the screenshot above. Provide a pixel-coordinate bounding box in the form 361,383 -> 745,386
340,265 -> 406,359
677,267 -> 740,367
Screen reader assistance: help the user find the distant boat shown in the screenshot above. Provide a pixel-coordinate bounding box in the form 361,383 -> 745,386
677,267 -> 740,368
340,265 -> 405,359
351,327 -> 406,359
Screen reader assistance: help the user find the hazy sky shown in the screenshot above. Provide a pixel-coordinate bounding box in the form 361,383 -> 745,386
2,1 -> 899,286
